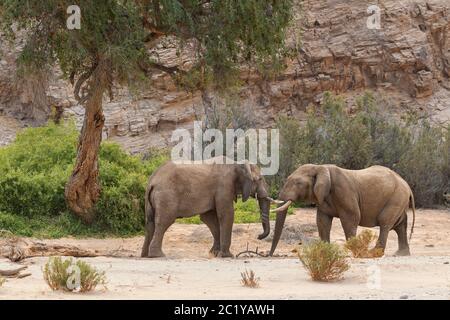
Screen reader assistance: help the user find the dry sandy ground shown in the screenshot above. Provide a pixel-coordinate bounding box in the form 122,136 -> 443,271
1,208 -> 450,300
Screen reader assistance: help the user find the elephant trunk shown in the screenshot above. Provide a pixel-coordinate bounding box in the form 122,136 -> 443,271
257,197 -> 270,240
268,210 -> 287,256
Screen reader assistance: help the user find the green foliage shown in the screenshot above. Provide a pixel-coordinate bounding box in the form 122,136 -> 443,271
0,122 -> 168,236
272,92 -> 449,207
297,241 -> 350,282
396,122 -> 449,207
178,198 -> 294,224
0,211 -> 107,238
43,257 -> 106,292
1,0 -> 294,93
299,93 -> 372,169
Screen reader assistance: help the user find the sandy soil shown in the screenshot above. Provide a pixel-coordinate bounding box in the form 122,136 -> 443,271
1,208 -> 450,300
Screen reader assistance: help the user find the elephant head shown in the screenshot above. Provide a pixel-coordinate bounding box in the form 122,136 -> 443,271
236,163 -> 274,240
269,164 -> 331,256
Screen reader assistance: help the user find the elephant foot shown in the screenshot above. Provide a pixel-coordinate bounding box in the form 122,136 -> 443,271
394,248 -> 411,256
141,247 -> 148,258
217,250 -> 234,258
148,248 -> 166,258
209,247 -> 220,257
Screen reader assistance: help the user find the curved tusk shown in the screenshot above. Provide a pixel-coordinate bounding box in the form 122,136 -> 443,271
270,200 -> 292,212
266,197 -> 285,204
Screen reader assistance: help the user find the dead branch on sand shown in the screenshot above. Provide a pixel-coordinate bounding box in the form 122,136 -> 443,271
0,230 -> 136,262
236,242 -> 267,258
0,237 -> 99,262
0,266 -> 31,278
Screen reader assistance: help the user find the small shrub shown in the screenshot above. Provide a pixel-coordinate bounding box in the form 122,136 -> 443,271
240,269 -> 260,288
297,241 -> 350,282
345,230 -> 378,258
43,257 -> 106,293
0,277 -> 5,287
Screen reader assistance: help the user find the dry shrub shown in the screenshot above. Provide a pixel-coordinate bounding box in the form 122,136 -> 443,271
241,269 -> 260,288
297,241 -> 350,282
43,257 -> 106,293
345,230 -> 378,258
0,277 -> 5,287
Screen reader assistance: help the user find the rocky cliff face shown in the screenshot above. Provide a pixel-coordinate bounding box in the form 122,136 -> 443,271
1,0 -> 449,152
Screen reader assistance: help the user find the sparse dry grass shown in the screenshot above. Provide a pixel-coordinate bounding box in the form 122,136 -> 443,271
43,257 -> 106,293
297,241 -> 350,282
345,230 -> 383,258
0,276 -> 5,287
241,269 -> 260,288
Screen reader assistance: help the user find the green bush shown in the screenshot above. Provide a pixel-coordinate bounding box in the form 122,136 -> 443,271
297,241 -> 350,282
396,122 -> 449,207
43,257 -> 106,292
0,121 -> 168,236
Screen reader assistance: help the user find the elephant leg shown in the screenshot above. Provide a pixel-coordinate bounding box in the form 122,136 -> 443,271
373,201 -> 407,257
141,220 -> 155,258
200,210 -> 220,257
394,213 -> 410,256
339,212 -> 358,240
336,201 -> 360,241
148,215 -> 175,258
216,203 -> 235,258
317,210 -> 333,242
369,225 -> 390,257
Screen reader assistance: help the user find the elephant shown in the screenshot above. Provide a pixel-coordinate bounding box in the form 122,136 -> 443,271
141,157 -> 275,258
269,164 -> 416,257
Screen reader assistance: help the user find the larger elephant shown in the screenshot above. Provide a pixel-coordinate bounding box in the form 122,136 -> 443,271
269,164 -> 416,256
141,157 -> 274,258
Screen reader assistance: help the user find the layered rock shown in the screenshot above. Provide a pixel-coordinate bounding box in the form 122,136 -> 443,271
0,0 -> 449,153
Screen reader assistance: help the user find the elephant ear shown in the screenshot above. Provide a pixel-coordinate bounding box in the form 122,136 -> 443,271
238,163 -> 254,202
313,166 -> 331,206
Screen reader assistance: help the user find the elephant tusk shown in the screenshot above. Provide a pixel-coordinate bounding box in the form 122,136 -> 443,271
266,197 -> 285,204
270,200 -> 292,212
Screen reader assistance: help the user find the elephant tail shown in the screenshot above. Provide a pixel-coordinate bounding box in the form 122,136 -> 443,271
141,185 -> 156,257
409,191 -> 416,241
145,185 -> 155,226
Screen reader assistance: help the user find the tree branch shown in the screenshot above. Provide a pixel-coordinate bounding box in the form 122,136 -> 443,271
74,62 -> 98,104
138,60 -> 185,77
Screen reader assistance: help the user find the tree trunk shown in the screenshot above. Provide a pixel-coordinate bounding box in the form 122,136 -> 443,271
65,65 -> 107,223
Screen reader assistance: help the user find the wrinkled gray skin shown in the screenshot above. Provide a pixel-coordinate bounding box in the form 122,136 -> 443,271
270,164 -> 416,256
141,158 -> 270,258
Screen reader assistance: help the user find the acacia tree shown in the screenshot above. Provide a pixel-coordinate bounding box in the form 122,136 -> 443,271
0,0 -> 294,223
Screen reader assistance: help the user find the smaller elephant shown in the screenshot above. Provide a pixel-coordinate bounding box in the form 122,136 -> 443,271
141,157 -> 275,258
270,164 -> 416,256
